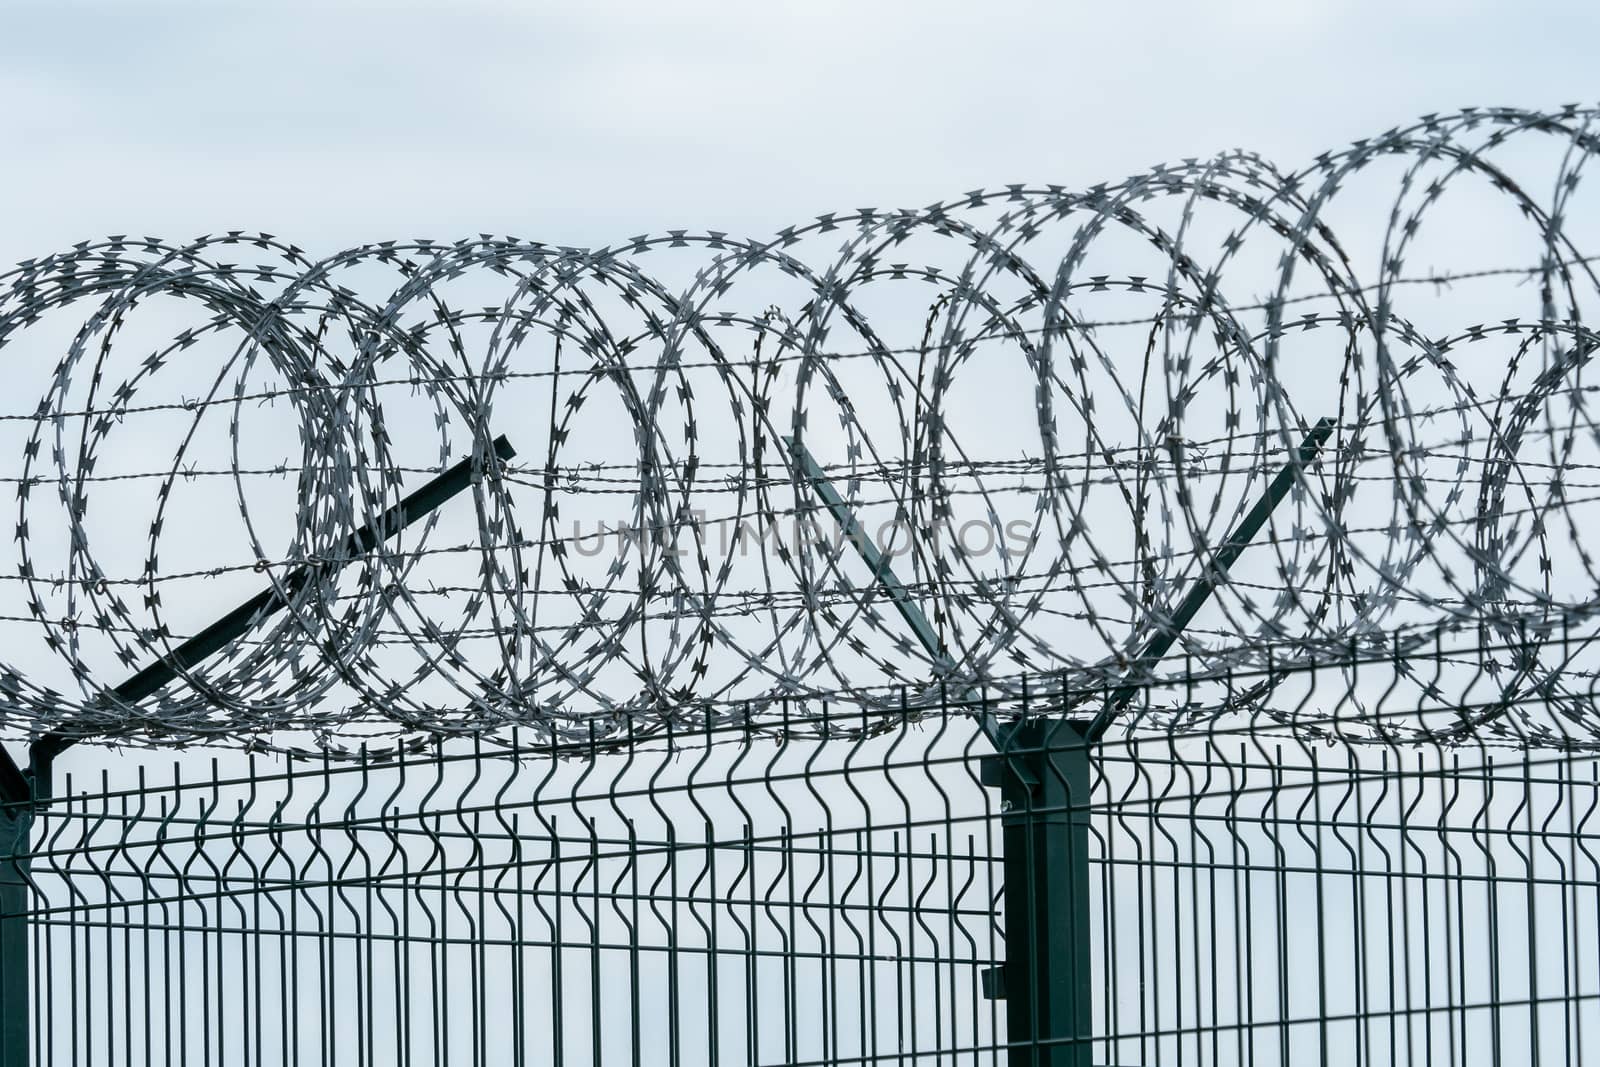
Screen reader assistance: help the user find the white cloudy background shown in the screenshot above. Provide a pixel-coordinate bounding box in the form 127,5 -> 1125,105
2,0 -> 1596,744
0,0 -> 1596,740
3,6 -> 1597,1064
3,0 -> 1596,263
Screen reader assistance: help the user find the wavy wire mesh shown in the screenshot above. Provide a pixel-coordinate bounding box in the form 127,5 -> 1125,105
5,104 -> 1600,1065
4,106 -> 1600,753
4,667 -> 1599,1065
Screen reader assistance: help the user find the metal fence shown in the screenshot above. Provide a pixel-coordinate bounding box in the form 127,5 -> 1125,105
5,103 -> 1600,1065
3,667 -> 1597,1065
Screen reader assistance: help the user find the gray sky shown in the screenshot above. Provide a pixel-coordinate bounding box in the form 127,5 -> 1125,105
3,0 -> 1598,743
5,13 -> 1593,1062
3,0 -> 1596,263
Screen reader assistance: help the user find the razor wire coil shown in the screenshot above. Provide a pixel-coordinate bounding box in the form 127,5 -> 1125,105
5,105 -> 1600,754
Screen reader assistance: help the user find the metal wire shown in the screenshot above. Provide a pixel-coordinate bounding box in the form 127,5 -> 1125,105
5,106 -> 1600,752
5,104 -> 1600,1066
2,673 -> 1595,1064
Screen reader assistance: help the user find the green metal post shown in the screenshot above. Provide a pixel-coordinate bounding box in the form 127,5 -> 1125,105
0,806 -> 28,1067
718,428 -> 1339,1063
782,436 -> 1087,1061
0,434 -> 517,1062
991,719 -> 1094,1067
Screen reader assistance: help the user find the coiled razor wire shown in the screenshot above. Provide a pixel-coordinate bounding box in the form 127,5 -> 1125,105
6,104 -> 1600,755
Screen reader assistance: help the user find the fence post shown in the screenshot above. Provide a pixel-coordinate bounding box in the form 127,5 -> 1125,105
0,436 -> 515,1066
986,718 -> 1093,1067
0,806 -> 29,1067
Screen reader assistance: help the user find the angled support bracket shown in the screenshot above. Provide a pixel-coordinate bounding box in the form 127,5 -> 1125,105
0,433 -> 517,804
1084,416 -> 1335,742
0,434 -> 516,1066
786,418 -> 1334,1067
782,435 -> 1034,782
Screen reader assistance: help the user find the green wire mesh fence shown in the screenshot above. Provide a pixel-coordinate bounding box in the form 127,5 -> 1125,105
3,657 -> 1598,1065
8,104 -> 1600,1065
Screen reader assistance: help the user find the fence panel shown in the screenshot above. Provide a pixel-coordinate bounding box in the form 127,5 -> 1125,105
3,700 -> 1596,1065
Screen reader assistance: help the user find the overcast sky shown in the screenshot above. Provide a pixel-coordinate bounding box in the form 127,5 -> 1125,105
3,0 -> 1597,263
2,0 -> 1597,736
3,0 -> 1598,755
4,15 -> 1589,1061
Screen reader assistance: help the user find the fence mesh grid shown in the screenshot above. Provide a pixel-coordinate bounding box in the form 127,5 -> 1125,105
4,672 -> 1597,1065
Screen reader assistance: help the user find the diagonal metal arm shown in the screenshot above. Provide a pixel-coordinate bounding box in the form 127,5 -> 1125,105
783,437 -> 950,666
782,435 -> 1026,767
790,419 -> 1332,1066
0,435 -> 517,801
785,419 -> 1334,749
1084,416 -> 1335,742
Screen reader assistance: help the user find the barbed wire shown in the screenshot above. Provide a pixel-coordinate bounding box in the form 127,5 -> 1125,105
7,104 -> 1600,755
0,273 -> 1591,428
4,444 -> 1597,595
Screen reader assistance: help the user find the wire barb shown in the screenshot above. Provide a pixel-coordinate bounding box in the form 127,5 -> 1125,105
2,106 -> 1600,755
